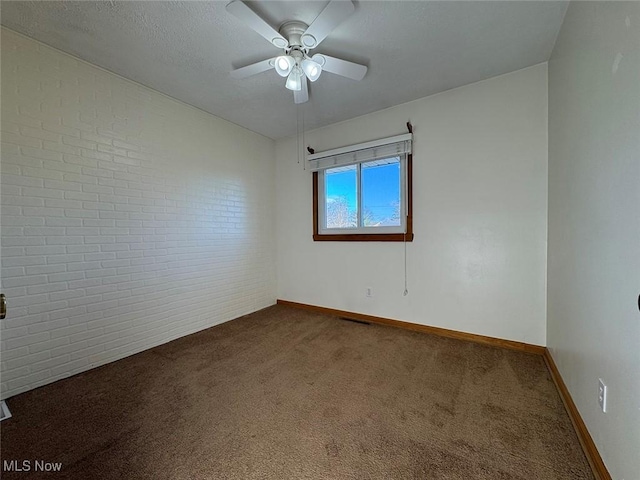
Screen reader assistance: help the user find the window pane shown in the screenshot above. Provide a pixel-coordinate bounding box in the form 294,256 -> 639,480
325,165 -> 357,229
362,158 -> 401,227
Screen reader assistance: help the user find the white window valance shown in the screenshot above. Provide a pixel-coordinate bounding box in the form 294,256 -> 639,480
307,133 -> 412,172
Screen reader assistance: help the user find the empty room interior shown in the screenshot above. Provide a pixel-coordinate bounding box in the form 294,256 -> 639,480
0,1 -> 638,479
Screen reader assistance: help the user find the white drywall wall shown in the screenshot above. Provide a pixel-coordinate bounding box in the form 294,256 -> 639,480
547,3 -> 640,478
0,29 -> 276,399
276,64 -> 548,346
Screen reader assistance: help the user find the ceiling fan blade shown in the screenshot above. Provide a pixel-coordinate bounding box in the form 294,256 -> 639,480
294,77 -> 309,104
313,54 -> 367,81
226,1 -> 288,49
230,58 -> 275,79
300,0 -> 355,49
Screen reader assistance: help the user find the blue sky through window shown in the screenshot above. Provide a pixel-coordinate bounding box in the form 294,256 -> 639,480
363,162 -> 400,226
325,159 -> 400,228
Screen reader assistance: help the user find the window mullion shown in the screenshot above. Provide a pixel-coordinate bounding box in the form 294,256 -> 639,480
357,162 -> 363,229
401,156 -> 407,232
320,171 -> 326,231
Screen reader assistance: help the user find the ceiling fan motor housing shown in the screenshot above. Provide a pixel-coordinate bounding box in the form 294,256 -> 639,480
278,21 -> 310,51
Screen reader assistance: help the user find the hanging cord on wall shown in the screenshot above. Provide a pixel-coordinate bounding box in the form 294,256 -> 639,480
402,120 -> 413,297
403,216 -> 409,296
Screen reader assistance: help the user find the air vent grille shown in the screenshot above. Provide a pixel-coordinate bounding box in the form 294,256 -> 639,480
1,401 -> 12,422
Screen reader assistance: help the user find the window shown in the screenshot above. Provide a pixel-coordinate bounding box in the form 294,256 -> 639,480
310,134 -> 413,242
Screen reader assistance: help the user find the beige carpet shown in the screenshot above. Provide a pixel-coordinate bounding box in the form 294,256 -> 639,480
1,305 -> 593,479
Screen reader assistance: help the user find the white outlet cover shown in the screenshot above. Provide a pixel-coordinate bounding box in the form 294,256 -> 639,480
598,378 -> 607,413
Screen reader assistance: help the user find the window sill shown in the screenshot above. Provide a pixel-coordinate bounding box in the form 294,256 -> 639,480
313,233 -> 414,242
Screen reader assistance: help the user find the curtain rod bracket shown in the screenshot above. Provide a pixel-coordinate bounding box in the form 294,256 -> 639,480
406,121 -> 413,134
307,146 -> 315,155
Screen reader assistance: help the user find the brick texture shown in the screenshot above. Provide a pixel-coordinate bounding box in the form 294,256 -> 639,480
0,29 -> 276,399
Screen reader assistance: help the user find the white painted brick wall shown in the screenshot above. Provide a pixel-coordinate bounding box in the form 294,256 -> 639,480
0,28 -> 277,399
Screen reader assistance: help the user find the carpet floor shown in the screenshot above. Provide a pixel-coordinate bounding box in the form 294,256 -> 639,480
1,305 -> 593,479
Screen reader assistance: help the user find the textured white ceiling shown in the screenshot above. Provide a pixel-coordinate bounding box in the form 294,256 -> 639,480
0,1 -> 568,139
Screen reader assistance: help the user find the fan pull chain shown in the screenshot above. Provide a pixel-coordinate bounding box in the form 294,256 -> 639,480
302,105 -> 306,171
296,104 -> 301,164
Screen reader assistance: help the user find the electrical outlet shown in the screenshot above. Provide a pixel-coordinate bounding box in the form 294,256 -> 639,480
598,379 -> 607,413
365,287 -> 372,298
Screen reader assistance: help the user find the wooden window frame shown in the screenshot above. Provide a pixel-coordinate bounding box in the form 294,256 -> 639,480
312,154 -> 413,242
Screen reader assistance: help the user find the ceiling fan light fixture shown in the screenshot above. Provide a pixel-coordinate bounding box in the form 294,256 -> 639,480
301,58 -> 322,82
285,66 -> 303,91
311,54 -> 326,68
275,55 -> 295,77
272,37 -> 288,49
300,34 -> 317,49
227,0 -> 367,104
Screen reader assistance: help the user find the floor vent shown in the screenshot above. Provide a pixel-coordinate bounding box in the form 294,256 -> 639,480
0,401 -> 12,422
339,317 -> 370,325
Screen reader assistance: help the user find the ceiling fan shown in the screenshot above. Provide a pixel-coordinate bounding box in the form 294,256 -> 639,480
226,0 -> 367,104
